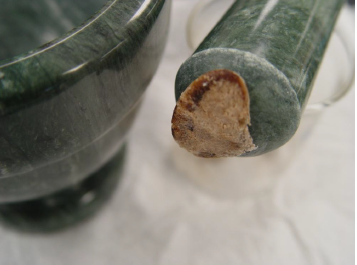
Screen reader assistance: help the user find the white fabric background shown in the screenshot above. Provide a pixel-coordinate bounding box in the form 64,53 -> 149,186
0,1 -> 354,264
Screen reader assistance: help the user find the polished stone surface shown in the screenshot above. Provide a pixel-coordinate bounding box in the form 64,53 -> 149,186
175,0 -> 344,156
0,0 -> 171,202
0,145 -> 126,233
0,0 -> 107,61
0,2 -> 353,263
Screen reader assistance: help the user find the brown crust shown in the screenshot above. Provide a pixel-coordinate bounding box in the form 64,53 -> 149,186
171,69 -> 256,158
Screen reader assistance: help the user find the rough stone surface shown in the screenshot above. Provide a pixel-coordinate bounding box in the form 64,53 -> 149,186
172,69 -> 256,158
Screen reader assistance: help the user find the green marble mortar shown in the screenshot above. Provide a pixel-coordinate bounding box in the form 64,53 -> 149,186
0,0 -> 171,230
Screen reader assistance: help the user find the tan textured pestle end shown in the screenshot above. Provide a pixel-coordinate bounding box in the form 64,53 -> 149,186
171,69 -> 256,158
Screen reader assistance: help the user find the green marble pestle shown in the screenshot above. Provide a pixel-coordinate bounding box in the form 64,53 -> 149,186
172,0 -> 344,158
0,0 -> 171,231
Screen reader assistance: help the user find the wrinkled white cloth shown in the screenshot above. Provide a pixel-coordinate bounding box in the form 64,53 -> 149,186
0,1 -> 354,265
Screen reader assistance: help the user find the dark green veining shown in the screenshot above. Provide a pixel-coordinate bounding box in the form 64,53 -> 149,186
0,0 -> 169,115
175,0 -> 343,156
0,144 -> 126,233
0,0 -> 171,202
0,0 -> 107,62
